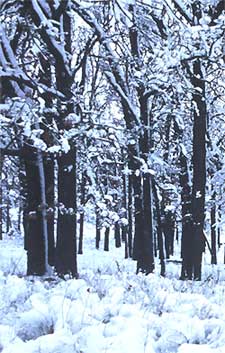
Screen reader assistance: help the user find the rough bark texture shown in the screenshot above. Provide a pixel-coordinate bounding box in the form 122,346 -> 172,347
191,59 -> 206,280
56,148 -> 77,277
179,152 -> 193,280
44,157 -> 55,266
210,193 -> 217,264
115,222 -> 121,248
78,173 -> 86,254
104,227 -> 110,251
24,147 -> 45,275
128,175 -> 133,258
53,6 -> 78,277
96,208 -> 101,249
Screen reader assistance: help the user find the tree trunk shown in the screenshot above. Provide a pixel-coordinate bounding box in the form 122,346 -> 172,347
45,156 -> 55,266
179,151 -> 193,280
24,146 -> 45,276
78,173 -> 86,255
18,201 -> 22,233
191,59 -> 207,280
36,147 -> 50,275
152,179 -> 165,276
78,212 -> 84,255
132,174 -> 143,262
136,90 -> 154,274
54,8 -> 78,278
217,206 -> 221,248
121,174 -> 128,252
114,222 -> 121,248
6,177 -> 10,234
164,211 -> 175,258
210,193 -> 217,264
137,175 -> 154,274
128,174 -> 133,257
175,223 -> 179,242
104,227 -> 110,251
39,53 -> 55,267
128,8 -> 155,273
133,172 -> 154,275
55,147 -> 77,277
96,208 -> 101,249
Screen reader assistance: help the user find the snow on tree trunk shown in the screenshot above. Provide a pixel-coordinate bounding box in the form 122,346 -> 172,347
191,59 -> 207,281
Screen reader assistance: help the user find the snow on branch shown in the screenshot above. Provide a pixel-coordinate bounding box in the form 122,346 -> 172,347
71,0 -> 140,127
0,29 -> 27,98
1,23 -> 67,100
37,0 -> 52,17
166,0 -> 192,24
31,0 -> 71,77
104,71 -> 139,125
71,1 -> 126,84
0,24 -> 19,68
0,70 -> 66,100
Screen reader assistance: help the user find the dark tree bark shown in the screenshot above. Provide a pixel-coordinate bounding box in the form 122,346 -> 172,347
133,172 -> 154,275
96,208 -> 101,249
6,173 -> 12,235
18,199 -> 22,233
152,179 -> 165,276
175,224 -> 179,242
24,147 -> 45,275
121,173 -> 127,241
56,147 -> 77,277
78,173 -> 86,254
122,173 -> 128,258
121,226 -> 127,242
191,59 -> 207,280
78,212 -> 84,255
104,227 -> 110,251
137,175 -> 154,274
210,193 -> 217,264
124,226 -> 128,259
22,143 -> 52,275
114,222 -> 121,248
19,164 -> 29,250
6,182 -> 10,234
161,114 -> 175,259
163,211 -> 175,258
217,206 -> 221,248
132,174 -> 143,261
45,156 -> 55,266
179,151 -> 193,280
113,191 -> 121,248
127,174 -> 133,257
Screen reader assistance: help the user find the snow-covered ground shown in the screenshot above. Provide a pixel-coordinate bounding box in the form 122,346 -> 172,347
1,225 -> 225,353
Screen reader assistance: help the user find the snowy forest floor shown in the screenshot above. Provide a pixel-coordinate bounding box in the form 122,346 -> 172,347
1,225 -> 225,353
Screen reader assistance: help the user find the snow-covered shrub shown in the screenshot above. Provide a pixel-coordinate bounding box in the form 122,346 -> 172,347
3,276 -> 28,307
16,309 -> 54,341
156,329 -> 187,353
